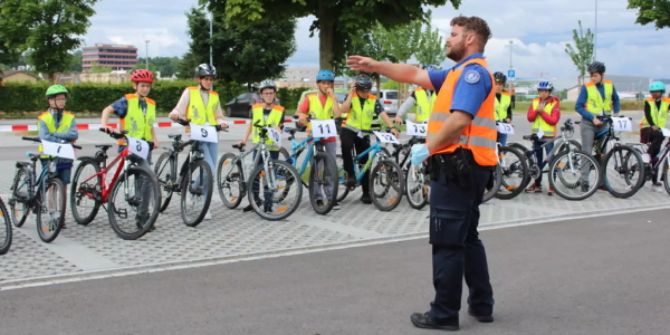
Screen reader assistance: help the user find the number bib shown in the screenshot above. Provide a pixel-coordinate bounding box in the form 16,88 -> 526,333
127,137 -> 150,160
496,122 -> 515,135
373,131 -> 400,144
190,124 -> 218,143
41,140 -> 75,160
266,127 -> 282,146
611,117 -> 632,132
406,120 -> 427,137
311,120 -> 338,138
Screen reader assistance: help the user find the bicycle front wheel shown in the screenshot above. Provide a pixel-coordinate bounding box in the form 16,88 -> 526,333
180,159 -> 213,227
495,146 -> 529,200
154,152 -> 176,212
108,166 -> 161,240
482,166 -> 502,203
36,178 -> 66,243
549,150 -> 601,201
308,151 -> 338,215
0,197 -> 12,255
370,159 -> 404,211
217,153 -> 245,209
70,159 -> 102,225
602,146 -> 645,198
405,164 -> 429,210
335,154 -> 350,203
662,159 -> 670,196
247,160 -> 302,221
10,166 -> 32,227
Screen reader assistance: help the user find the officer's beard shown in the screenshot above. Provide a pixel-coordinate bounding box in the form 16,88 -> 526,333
446,42 -> 466,62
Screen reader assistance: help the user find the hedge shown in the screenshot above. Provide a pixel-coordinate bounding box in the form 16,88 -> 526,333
0,81 -> 310,115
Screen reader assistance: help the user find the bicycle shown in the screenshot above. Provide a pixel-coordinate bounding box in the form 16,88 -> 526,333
69,129 -> 161,240
0,195 -> 12,255
388,136 -> 429,209
217,121 -> 302,221
285,126 -> 338,214
153,119 -> 225,227
630,129 -> 670,195
506,119 -> 582,198
594,116 -> 645,198
336,130 -> 404,211
9,137 -> 81,243
491,143 -> 529,200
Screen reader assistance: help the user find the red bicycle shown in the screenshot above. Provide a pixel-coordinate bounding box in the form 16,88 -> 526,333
69,128 -> 161,240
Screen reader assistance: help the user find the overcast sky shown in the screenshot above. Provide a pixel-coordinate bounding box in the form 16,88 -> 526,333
83,0 -> 670,88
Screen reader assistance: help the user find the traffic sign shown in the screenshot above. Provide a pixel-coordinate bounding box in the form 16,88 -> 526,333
507,68 -> 516,79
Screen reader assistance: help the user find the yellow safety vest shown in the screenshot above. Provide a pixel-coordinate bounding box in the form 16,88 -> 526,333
252,103 -> 284,146
414,88 -> 435,123
187,86 -> 219,125
37,111 -> 75,154
531,98 -> 557,137
585,80 -> 614,116
122,93 -> 156,141
640,97 -> 670,128
307,93 -> 334,120
494,91 -> 512,122
345,95 -> 377,131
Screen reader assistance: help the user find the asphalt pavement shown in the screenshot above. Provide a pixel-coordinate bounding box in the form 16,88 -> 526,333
1,209 -> 668,335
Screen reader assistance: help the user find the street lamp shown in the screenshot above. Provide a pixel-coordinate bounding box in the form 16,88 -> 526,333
508,40 -> 514,68
594,0 -> 598,61
145,40 -> 150,69
208,9 -> 214,67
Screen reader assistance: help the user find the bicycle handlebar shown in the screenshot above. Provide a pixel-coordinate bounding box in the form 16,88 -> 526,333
99,127 -> 128,139
175,118 -> 227,132
22,136 -> 82,149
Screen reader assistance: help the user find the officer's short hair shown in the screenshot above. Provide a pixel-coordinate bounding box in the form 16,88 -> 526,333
451,16 -> 492,50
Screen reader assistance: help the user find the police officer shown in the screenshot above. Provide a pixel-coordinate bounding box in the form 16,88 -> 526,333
493,71 -> 513,145
348,15 -> 496,331
640,81 -> 669,186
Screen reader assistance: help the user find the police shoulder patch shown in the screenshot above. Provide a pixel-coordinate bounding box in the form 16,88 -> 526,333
464,69 -> 481,84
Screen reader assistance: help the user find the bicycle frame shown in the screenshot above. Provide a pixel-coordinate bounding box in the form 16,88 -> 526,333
19,158 -> 54,205
351,141 -> 385,183
78,147 -> 130,203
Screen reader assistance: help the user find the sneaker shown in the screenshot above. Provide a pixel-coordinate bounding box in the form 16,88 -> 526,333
547,187 -> 554,196
346,177 -> 356,190
242,205 -> 253,212
204,210 -> 212,220
580,182 -> 590,192
361,193 -> 372,204
410,312 -> 459,331
467,309 -> 494,323
332,203 -> 341,210
525,184 -> 540,193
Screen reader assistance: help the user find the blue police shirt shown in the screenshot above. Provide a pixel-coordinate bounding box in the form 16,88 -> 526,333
428,53 -> 493,119
575,83 -> 621,121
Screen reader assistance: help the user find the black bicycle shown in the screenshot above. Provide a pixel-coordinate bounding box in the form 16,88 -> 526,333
9,137 -> 81,243
0,196 -> 11,255
154,119 -> 224,227
595,116 -> 645,198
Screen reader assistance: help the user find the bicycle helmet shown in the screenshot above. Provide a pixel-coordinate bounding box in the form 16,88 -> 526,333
258,79 -> 277,92
130,69 -> 154,84
587,61 -> 606,74
316,69 -> 335,82
493,71 -> 507,84
536,81 -> 554,91
45,84 -> 69,98
195,63 -> 217,77
354,74 -> 373,91
649,81 -> 666,93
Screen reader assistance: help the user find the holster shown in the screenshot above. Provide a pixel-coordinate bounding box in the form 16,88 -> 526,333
429,148 -> 475,188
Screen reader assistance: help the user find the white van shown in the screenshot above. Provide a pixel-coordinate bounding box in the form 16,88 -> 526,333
377,89 -> 399,116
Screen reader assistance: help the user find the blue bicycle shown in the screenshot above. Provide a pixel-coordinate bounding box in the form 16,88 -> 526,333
285,127 -> 338,214
9,137 -> 81,243
337,131 -> 404,211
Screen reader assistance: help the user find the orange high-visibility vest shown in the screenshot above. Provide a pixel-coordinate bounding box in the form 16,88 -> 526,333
427,58 -> 497,167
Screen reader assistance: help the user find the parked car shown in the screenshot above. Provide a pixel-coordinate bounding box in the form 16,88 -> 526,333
376,89 -> 399,116
225,92 -> 255,118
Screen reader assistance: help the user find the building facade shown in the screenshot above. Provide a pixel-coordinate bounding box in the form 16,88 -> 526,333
82,44 -> 138,71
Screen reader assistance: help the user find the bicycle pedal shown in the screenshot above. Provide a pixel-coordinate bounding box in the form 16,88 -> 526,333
116,208 -> 128,219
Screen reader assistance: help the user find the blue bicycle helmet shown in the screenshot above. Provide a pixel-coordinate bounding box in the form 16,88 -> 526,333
536,81 -> 554,91
316,69 -> 335,82
649,81 -> 666,93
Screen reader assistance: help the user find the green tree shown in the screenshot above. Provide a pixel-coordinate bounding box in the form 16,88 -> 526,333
135,56 -> 182,77
206,0 -> 461,70
0,0 -> 34,71
27,0 -> 97,82
415,10 -> 445,66
564,21 -> 594,85
185,6 -> 296,89
628,0 -> 670,28
68,49 -> 82,72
